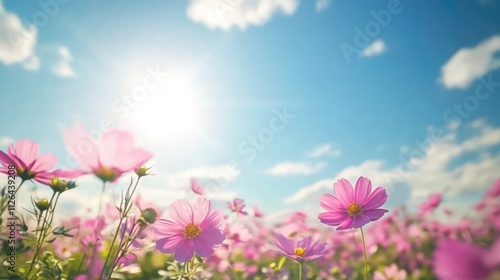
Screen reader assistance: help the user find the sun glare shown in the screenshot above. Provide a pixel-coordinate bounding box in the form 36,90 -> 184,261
132,79 -> 196,138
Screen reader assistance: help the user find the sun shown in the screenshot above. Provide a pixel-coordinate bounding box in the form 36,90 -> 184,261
132,78 -> 197,138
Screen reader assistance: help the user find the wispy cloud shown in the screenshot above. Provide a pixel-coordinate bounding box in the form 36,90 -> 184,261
439,34 -> 500,89
267,161 -> 327,175
316,0 -> 330,12
0,0 -> 39,69
285,119 -> 500,206
52,46 -> 75,77
306,144 -> 341,158
0,136 -> 13,147
186,0 -> 300,31
360,39 -> 386,58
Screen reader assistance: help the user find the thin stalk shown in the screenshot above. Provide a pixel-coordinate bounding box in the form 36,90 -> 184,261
298,262 -> 303,280
360,227 -> 368,280
101,177 -> 141,280
26,191 -> 57,278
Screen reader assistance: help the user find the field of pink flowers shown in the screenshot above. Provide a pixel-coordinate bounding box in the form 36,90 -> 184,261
0,126 -> 499,280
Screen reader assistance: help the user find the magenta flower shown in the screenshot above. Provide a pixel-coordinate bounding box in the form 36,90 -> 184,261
61,125 -> 152,182
433,240 -> 492,280
154,197 -> 226,262
0,139 -> 57,184
319,177 -> 388,230
274,234 -> 331,262
191,177 -> 205,196
227,198 -> 248,215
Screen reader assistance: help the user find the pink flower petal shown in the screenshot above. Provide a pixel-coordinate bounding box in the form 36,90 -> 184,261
0,150 -> 12,166
64,125 -> 100,170
320,194 -> 347,212
200,209 -> 226,230
53,169 -> 89,178
113,148 -> 152,172
193,197 -> 211,225
14,139 -> 39,164
98,130 -> 134,167
154,219 -> 184,235
198,228 -> 226,245
275,234 -> 295,255
336,216 -> 354,231
334,178 -> 354,205
351,214 -> 371,228
354,176 -> 372,203
30,153 -> 57,173
363,209 -> 388,221
193,236 -> 216,257
362,187 -> 388,210
169,199 -> 193,226
173,239 -> 195,262
319,211 -> 349,226
156,235 -> 184,253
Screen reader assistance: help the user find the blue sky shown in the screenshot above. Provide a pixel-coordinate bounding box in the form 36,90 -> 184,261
1,0 -> 500,222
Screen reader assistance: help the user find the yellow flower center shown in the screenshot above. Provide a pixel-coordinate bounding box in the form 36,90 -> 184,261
184,223 -> 201,239
294,247 -> 306,257
347,203 -> 362,216
95,167 -> 118,182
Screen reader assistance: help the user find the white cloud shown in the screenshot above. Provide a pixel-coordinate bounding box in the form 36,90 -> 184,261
267,161 -> 327,175
440,35 -> 500,89
306,143 -> 341,158
360,39 -> 386,57
316,0 -> 330,12
0,136 -> 13,147
52,46 -> 75,77
186,0 -> 300,31
285,119 -> 500,206
0,0 -> 39,69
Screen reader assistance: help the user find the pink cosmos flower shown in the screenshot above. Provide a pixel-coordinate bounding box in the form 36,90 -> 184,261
373,264 -> 407,280
318,177 -> 388,230
60,125 -> 152,182
418,193 -> 442,216
154,197 -> 226,262
191,177 -> 205,195
227,198 -> 248,215
274,234 -> 331,262
0,139 -> 57,185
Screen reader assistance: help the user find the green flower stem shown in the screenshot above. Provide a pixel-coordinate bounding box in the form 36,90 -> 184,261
360,227 -> 368,280
27,191 -> 58,278
298,262 -> 303,280
101,177 -> 142,280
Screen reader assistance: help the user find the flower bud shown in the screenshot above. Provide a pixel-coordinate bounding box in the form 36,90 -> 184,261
135,166 -> 151,177
141,208 -> 157,224
50,177 -> 67,192
36,199 -> 50,211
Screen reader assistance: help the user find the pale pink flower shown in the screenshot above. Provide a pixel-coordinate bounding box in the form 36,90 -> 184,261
227,198 -> 248,215
191,177 -> 205,195
253,205 -> 264,218
155,197 -> 226,262
60,125 -> 151,182
373,264 -> 407,280
319,177 -> 388,230
0,139 -> 57,184
418,193 -> 442,215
